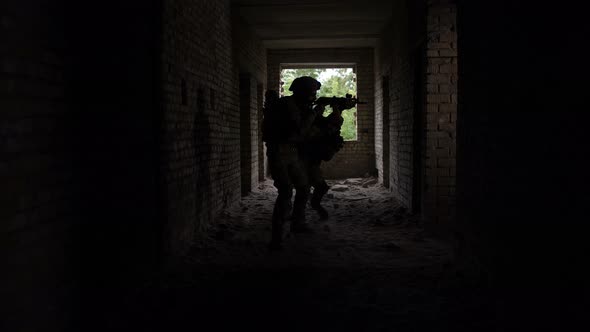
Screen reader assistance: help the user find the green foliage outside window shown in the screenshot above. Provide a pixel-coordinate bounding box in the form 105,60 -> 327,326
280,68 -> 358,141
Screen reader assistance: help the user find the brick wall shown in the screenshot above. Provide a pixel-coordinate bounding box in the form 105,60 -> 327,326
374,21 -> 394,188
239,74 -> 258,194
422,0 -> 457,233
257,83 -> 266,181
376,0 -> 457,231
233,16 -> 267,86
374,68 -> 385,184
376,0 -> 426,209
161,0 -> 240,255
267,48 -> 375,179
233,15 -> 267,189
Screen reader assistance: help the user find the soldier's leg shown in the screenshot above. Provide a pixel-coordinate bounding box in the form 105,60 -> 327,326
291,184 -> 310,221
309,159 -> 330,220
267,151 -> 292,249
288,159 -> 314,233
270,183 -> 292,249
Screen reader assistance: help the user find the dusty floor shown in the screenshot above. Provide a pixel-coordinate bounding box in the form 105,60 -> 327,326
104,178 -> 494,331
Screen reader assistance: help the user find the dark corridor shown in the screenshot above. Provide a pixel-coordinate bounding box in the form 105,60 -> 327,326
1,1 -> 587,331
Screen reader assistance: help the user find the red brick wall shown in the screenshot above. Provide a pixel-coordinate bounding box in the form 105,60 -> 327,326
267,48 -> 375,179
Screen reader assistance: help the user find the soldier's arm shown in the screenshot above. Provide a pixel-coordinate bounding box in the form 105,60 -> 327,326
325,106 -> 344,135
284,100 -> 317,142
298,107 -> 319,140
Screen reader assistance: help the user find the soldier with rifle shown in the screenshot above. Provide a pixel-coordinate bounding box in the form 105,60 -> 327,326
304,94 -> 364,220
262,76 -> 323,250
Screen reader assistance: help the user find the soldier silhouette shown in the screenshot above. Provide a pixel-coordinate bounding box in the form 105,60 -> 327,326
262,76 -> 323,250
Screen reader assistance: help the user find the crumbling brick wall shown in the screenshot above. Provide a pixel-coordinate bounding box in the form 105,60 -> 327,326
161,0 -> 240,254
267,48 -> 375,179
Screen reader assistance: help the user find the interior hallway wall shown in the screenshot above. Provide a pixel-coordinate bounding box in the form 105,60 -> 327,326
376,0 -> 427,210
160,0 -> 240,255
233,14 -> 268,193
376,0 -> 457,237
160,0 -> 268,254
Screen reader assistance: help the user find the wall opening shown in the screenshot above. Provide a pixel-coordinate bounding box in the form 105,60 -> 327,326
279,65 -> 358,141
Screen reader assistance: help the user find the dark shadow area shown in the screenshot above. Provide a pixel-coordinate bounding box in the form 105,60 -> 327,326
1,1 -> 162,331
89,179 -> 494,332
457,2 -> 589,330
1,1 -> 587,331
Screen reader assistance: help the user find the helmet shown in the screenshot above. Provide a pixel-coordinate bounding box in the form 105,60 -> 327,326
289,76 -> 321,94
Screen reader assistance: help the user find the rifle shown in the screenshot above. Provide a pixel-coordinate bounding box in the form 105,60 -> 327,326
313,93 -> 366,111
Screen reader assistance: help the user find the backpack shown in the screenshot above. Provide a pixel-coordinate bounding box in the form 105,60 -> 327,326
261,90 -> 281,143
310,133 -> 344,161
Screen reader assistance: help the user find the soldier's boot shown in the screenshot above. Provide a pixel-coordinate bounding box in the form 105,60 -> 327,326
311,181 -> 329,220
268,203 -> 284,250
290,186 -> 314,234
290,216 -> 314,233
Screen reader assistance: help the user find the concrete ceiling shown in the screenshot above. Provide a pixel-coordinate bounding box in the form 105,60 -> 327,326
232,0 -> 393,49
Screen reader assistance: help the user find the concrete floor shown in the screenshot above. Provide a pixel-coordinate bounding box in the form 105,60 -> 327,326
98,178 -> 495,331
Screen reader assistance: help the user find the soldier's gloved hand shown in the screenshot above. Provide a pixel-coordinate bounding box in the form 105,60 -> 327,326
313,104 -> 325,115
331,103 -> 345,115
327,112 -> 344,126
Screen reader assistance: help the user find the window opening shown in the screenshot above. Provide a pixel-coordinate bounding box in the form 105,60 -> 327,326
280,67 -> 358,141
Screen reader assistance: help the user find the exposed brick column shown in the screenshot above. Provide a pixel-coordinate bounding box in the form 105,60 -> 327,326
424,0 -> 458,233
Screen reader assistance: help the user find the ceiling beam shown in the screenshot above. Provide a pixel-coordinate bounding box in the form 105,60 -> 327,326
263,37 -> 377,49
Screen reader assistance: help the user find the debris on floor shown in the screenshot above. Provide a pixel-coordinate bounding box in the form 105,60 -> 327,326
106,177 -> 494,332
